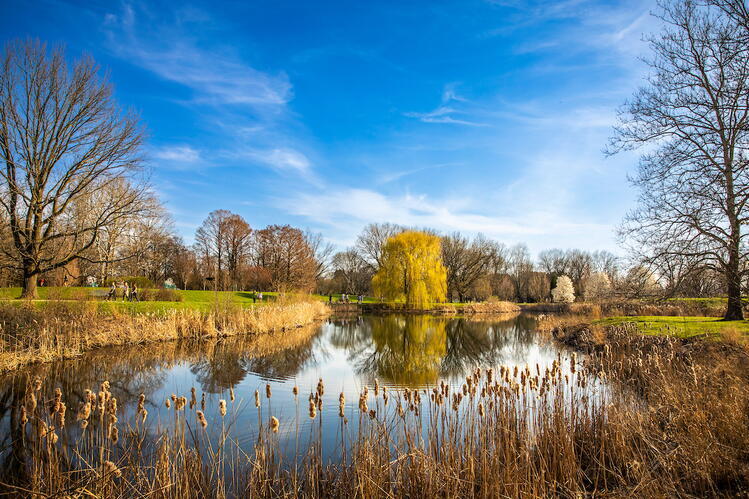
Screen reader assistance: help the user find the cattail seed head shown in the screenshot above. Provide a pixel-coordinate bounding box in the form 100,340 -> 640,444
197,410 -> 208,428
270,416 -> 279,433
230,387 -> 235,402
104,460 -> 122,478
20,407 -> 27,428
165,399 -> 171,409
255,390 -> 261,408
33,377 -> 42,392
219,399 -> 227,417
292,385 -> 298,397
266,383 -> 272,399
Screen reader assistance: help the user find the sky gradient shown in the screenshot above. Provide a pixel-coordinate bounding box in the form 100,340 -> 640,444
0,0 -> 656,254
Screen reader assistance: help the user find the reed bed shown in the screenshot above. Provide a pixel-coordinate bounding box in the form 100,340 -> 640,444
0,296 -> 329,372
3,324 -> 748,498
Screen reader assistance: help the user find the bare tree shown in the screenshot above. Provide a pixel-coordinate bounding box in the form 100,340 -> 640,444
332,249 -> 371,295
253,225 -> 316,292
305,230 -> 334,282
0,40 -> 148,298
441,233 -> 496,302
609,1 -> 749,319
355,223 -> 403,271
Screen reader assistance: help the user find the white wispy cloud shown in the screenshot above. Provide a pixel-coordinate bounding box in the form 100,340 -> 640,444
103,5 -> 291,109
152,145 -> 201,163
282,187 -> 615,251
247,148 -> 311,174
405,84 -> 488,127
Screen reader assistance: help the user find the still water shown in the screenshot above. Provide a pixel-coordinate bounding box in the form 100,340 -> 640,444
0,313 -> 588,466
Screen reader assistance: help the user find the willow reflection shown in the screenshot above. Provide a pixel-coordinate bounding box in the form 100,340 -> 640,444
329,313 -> 539,386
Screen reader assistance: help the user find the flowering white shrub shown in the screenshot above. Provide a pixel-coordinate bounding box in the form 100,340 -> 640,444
551,275 -> 575,303
584,272 -> 611,301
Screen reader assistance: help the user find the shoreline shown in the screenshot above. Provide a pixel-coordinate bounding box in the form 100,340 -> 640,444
0,299 -> 330,373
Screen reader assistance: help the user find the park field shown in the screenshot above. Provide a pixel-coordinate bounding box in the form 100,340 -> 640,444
594,315 -> 749,338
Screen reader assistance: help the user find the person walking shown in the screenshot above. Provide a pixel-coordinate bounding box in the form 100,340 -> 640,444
130,284 -> 138,302
107,282 -> 116,300
123,282 -> 130,302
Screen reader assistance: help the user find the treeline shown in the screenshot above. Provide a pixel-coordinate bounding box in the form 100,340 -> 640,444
321,224 -> 726,303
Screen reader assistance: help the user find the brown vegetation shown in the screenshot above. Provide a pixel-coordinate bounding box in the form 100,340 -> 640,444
4,321 -> 747,497
0,297 -> 329,372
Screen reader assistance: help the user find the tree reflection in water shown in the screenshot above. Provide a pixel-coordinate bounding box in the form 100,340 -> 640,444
328,313 -> 539,386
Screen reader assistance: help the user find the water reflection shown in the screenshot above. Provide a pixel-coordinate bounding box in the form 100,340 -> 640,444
0,313 -> 581,477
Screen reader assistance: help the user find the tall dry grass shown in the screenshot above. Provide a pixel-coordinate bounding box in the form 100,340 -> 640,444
3,323 -> 748,497
0,296 -> 329,372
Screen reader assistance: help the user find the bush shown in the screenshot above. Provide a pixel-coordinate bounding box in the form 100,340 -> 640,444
139,288 -> 183,302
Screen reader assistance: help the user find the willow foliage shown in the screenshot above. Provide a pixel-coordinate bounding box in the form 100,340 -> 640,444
372,231 -> 447,308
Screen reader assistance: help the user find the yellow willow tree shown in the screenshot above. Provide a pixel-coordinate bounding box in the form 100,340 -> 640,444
372,231 -> 447,308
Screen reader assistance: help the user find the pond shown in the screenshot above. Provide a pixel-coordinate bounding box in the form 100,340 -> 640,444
0,313 -> 599,473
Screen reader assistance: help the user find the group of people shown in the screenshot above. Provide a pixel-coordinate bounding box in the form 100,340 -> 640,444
107,281 -> 139,302
329,293 -> 364,304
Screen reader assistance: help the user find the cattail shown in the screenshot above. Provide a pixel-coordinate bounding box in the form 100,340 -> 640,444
292,385 -> 298,397
165,399 -> 171,409
230,387 -> 235,402
308,400 -> 317,419
397,403 -> 405,417
101,380 -> 110,392
201,393 -> 206,411
339,392 -> 345,406
20,406 -> 27,429
56,402 -> 66,427
33,377 -> 42,392
368,409 -> 376,420
104,460 -> 121,478
109,425 -> 119,444
270,416 -> 279,433
219,399 -> 227,417
339,405 -> 345,418
24,392 -> 37,414
255,390 -> 261,408
177,397 -> 187,411
374,379 -> 379,396
316,378 -> 324,397
80,420 -> 89,430
478,402 -> 485,417
190,387 -> 197,409
107,397 -> 117,416
137,393 -> 145,410
140,408 -> 148,424
197,410 -> 208,428
266,383 -> 272,399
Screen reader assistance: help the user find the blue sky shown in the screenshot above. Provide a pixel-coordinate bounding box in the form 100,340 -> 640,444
1,0 -> 654,254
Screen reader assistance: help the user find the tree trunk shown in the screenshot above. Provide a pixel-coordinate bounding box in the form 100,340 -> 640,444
725,260 -> 744,320
21,271 -> 38,299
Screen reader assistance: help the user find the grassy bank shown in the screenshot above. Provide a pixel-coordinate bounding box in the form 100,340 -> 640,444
4,323 -> 748,497
0,296 -> 329,373
594,315 -> 749,338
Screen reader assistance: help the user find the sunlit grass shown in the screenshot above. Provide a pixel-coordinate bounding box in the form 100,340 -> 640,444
594,315 -> 749,338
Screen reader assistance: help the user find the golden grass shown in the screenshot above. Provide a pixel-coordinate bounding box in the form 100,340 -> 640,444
4,323 -> 749,497
0,295 -> 329,372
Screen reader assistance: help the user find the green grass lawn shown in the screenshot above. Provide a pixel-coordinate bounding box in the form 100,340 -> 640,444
594,315 -> 749,338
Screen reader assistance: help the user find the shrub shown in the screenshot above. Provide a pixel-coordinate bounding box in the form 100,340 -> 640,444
139,288 -> 183,302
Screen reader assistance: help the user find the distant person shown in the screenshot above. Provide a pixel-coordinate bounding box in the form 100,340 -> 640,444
123,282 -> 130,302
258,292 -> 263,302
358,294 -> 363,304
130,284 -> 138,302
107,283 -> 116,300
